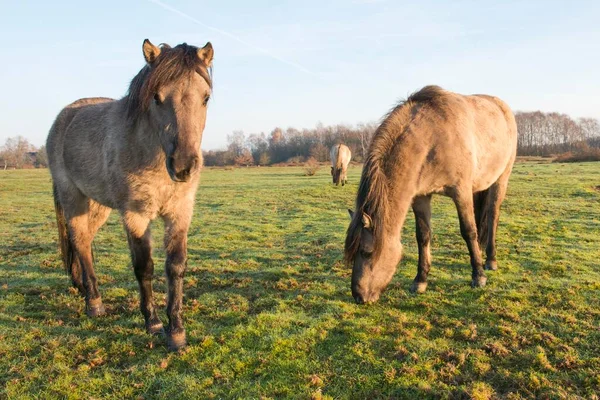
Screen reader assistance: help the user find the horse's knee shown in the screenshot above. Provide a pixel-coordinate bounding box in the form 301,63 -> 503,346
460,227 -> 477,243
166,254 -> 186,280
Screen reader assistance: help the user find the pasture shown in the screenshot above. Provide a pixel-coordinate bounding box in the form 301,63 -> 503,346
0,162 -> 599,399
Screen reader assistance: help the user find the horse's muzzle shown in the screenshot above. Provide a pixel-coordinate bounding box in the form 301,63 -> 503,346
352,287 -> 380,305
167,155 -> 199,182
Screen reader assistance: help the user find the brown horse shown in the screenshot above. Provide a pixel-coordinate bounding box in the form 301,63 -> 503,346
345,86 -> 517,304
46,39 -> 214,350
330,143 -> 352,186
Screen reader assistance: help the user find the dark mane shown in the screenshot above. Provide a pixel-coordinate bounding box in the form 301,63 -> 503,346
125,43 -> 213,121
406,84 -> 445,103
344,85 -> 446,264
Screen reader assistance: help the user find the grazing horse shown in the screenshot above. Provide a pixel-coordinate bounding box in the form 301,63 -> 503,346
330,144 -> 352,186
46,39 -> 214,351
345,86 -> 517,304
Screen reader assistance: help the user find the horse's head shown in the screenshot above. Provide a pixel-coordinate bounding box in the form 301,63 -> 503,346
331,167 -> 341,185
135,39 -> 214,182
346,209 -> 402,304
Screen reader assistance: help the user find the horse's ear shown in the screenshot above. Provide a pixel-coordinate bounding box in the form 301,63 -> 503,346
143,39 -> 161,64
347,209 -> 354,219
362,213 -> 373,230
198,42 -> 214,67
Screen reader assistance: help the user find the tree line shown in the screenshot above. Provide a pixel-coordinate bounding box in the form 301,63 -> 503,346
203,122 -> 379,167
515,112 -> 600,156
2,110 -> 599,169
205,111 -> 600,166
0,136 -> 47,169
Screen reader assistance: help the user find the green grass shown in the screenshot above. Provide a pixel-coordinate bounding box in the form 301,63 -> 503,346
0,162 -> 599,399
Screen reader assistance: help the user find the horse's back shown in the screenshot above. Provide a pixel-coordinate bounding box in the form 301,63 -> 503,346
47,98 -> 115,153
397,87 -> 517,194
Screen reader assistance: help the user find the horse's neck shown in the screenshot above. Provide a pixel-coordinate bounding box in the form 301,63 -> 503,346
113,101 -> 165,169
381,155 -> 417,241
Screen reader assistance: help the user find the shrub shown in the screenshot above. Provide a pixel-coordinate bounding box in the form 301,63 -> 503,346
234,150 -> 255,166
304,157 -> 320,176
287,156 -> 305,165
258,152 -> 270,166
553,146 -> 600,163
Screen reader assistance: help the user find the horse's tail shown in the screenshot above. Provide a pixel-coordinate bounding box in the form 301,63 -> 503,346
52,184 -> 82,292
473,189 -> 490,247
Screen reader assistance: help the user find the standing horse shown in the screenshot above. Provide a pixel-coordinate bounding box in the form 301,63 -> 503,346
345,86 -> 517,304
46,39 -> 214,350
330,144 -> 352,186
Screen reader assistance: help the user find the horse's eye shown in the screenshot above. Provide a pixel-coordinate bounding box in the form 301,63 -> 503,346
154,93 -> 163,106
203,94 -> 210,106
360,249 -> 372,258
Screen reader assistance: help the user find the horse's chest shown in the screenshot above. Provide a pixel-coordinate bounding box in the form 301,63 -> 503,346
127,179 -> 179,219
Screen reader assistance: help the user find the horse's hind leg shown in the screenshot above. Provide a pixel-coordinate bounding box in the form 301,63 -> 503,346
484,172 -> 510,271
123,212 -> 163,335
452,189 -> 487,288
410,195 -> 432,293
70,259 -> 85,294
66,195 -> 109,316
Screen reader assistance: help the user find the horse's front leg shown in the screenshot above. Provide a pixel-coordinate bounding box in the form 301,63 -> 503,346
123,212 -> 163,335
410,195 -> 432,293
162,213 -> 191,351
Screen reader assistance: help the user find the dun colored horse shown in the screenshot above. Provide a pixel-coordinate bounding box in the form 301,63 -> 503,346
46,39 -> 214,350
330,144 -> 352,186
345,86 -> 517,304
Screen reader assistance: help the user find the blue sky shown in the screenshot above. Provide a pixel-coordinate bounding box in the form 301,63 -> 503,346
1,0 -> 599,149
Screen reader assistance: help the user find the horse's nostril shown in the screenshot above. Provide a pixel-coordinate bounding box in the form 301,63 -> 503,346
175,168 -> 191,181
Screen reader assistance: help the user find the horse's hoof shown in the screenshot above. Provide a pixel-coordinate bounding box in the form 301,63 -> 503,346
167,330 -> 187,352
471,275 -> 487,288
485,260 -> 498,271
86,303 -> 106,317
410,281 -> 428,294
147,322 -> 165,336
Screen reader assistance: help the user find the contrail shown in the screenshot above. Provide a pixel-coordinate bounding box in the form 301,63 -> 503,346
146,0 -> 315,75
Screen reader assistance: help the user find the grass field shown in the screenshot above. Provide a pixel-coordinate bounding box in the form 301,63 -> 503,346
1,162 -> 599,399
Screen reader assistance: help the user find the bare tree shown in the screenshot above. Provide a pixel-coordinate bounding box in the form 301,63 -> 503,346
247,133 -> 268,165
0,136 -> 36,169
309,143 -> 329,162
36,145 -> 48,168
227,130 -> 246,157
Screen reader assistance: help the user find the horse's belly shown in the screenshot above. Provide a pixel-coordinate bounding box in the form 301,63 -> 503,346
472,152 -> 511,192
472,175 -> 499,192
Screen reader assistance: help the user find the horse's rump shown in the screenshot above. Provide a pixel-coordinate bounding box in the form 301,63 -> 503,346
331,144 -> 351,169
